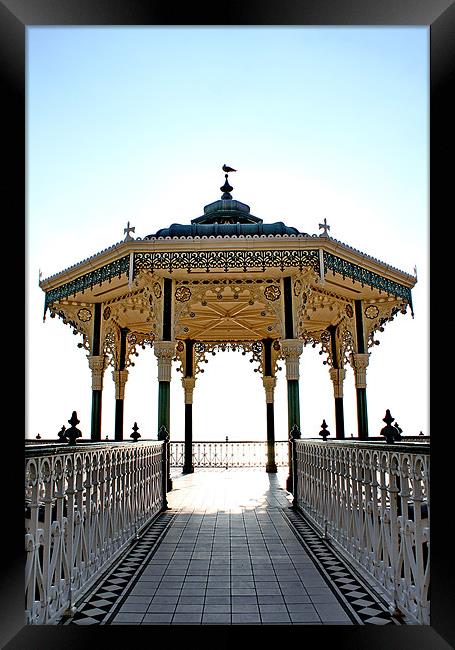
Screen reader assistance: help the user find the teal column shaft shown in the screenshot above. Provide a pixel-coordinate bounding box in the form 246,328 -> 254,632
334,397 -> 345,439
356,388 -> 369,439
158,381 -> 170,434
91,390 -> 102,441
158,381 -> 172,491
287,379 -> 301,432
183,404 -> 194,474
114,399 -> 124,441
286,379 -> 300,492
90,303 -> 102,442
266,402 -> 277,473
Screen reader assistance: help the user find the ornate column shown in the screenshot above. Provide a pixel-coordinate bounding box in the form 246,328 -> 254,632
112,327 -> 129,441
328,325 -> 346,439
262,337 -> 277,473
87,354 -> 106,441
263,376 -> 277,473
112,369 -> 129,440
88,303 -> 104,441
154,340 -> 175,429
351,352 -> 370,439
154,276 -> 174,489
353,299 -> 369,439
281,339 -> 303,428
154,339 -> 175,491
182,338 -> 195,474
281,338 -> 303,492
329,368 -> 346,439
182,376 -> 196,474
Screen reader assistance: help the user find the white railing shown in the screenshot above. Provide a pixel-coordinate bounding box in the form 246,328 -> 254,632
170,440 -> 289,468
25,441 -> 165,625
294,439 -> 430,624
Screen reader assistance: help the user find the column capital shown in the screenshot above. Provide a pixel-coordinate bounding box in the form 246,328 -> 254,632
87,354 -> 107,391
350,352 -> 370,388
262,376 -> 277,403
154,340 -> 176,382
280,339 -> 303,381
329,367 -> 346,399
153,340 -> 177,359
181,376 -> 196,404
112,369 -> 129,400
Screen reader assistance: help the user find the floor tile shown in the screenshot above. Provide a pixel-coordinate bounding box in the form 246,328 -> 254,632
232,613 -> 261,623
260,612 -> 292,623
119,602 -> 150,612
202,613 -> 232,624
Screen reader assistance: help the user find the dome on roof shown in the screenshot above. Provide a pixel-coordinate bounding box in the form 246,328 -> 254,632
149,221 -> 302,239
145,172 -> 308,239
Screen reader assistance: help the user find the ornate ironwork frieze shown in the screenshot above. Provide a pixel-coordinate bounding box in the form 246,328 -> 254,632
323,251 -> 413,308
44,256 -> 130,310
134,249 -> 320,275
43,250 -> 414,319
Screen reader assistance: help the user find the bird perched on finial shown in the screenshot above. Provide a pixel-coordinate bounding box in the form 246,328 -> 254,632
222,164 -> 237,172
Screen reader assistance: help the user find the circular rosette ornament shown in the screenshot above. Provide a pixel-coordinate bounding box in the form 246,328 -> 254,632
77,308 -> 92,322
264,285 -> 281,301
175,286 -> 191,302
364,304 -> 379,319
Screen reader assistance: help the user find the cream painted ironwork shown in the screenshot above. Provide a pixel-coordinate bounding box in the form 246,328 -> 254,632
294,439 -> 430,624
170,441 -> 288,468
25,441 -> 165,625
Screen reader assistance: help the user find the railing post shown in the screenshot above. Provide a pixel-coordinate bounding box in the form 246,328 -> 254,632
158,425 -> 171,505
290,424 -> 301,507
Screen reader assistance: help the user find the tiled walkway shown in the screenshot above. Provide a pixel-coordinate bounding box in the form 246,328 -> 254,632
65,468 -> 400,626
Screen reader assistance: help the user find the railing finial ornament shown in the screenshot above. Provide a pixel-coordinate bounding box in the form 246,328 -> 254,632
157,425 -> 170,442
319,419 -> 331,441
65,411 -> 82,445
290,424 -> 301,441
130,422 -> 141,442
380,409 -> 402,444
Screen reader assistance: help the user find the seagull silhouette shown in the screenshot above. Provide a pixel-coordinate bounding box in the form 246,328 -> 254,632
222,164 -> 237,172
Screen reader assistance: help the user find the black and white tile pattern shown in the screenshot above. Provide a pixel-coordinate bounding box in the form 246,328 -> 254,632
62,511 -> 176,625
62,469 -> 406,626
282,508 -> 401,625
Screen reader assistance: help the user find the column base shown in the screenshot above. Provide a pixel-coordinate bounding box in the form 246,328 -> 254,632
266,462 -> 277,473
182,465 -> 194,474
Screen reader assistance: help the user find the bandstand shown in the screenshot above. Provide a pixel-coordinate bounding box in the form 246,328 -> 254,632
39,170 -> 417,490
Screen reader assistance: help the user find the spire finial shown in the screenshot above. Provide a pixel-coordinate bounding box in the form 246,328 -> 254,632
220,164 -> 236,199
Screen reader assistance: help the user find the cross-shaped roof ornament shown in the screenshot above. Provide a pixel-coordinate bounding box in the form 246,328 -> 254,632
319,218 -> 331,237
124,221 -> 136,241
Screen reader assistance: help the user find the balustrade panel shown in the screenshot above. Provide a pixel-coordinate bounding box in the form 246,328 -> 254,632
293,439 -> 430,625
25,441 -> 165,625
170,441 -> 288,468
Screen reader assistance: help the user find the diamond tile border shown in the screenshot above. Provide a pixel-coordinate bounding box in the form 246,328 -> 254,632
281,508 -> 401,626
62,510 -> 177,625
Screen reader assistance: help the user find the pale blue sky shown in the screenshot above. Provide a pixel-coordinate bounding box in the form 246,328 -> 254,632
26,27 -> 428,441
